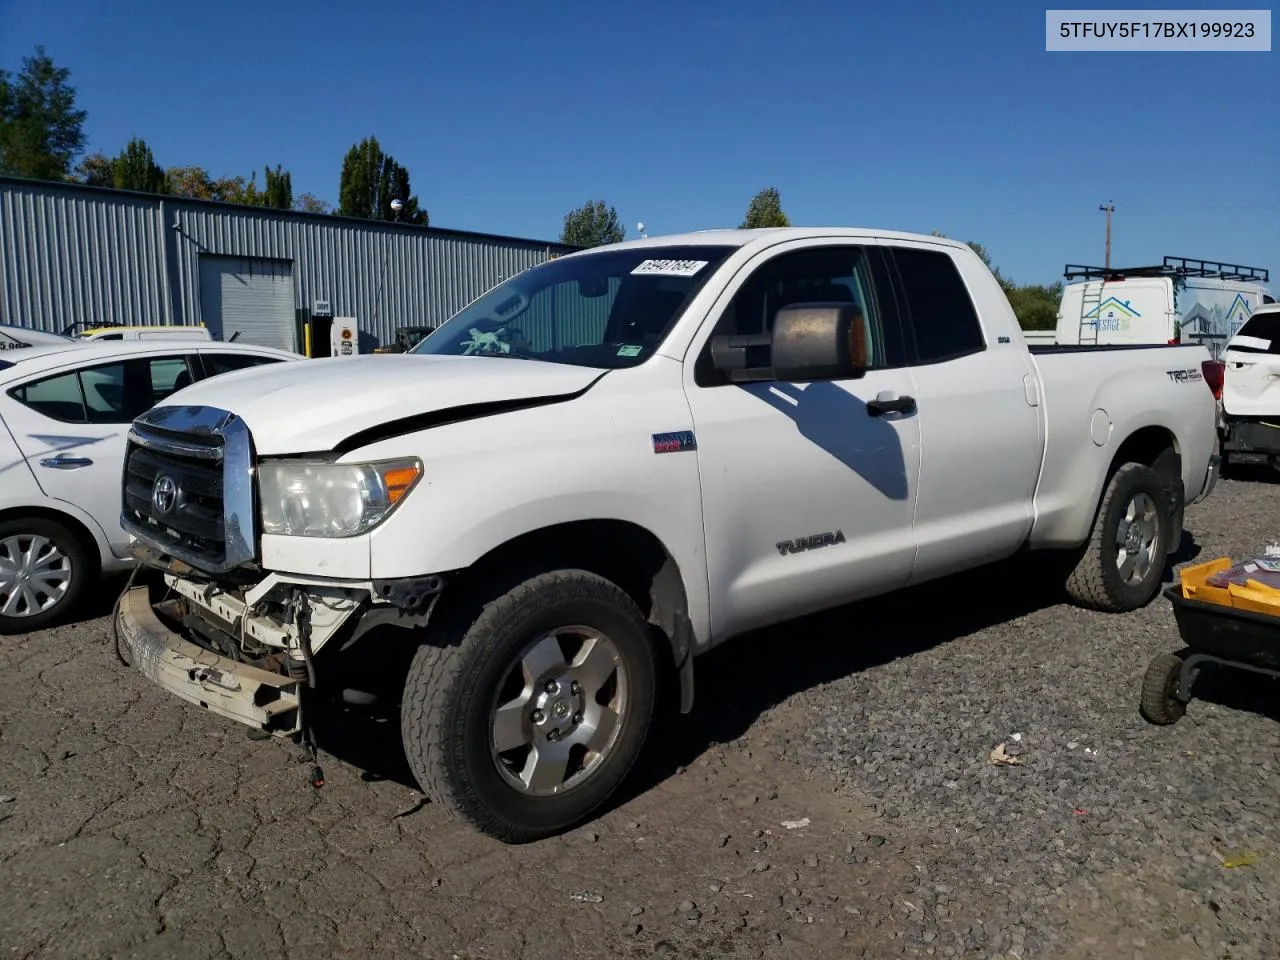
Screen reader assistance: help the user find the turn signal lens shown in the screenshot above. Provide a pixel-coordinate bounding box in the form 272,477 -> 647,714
383,465 -> 421,504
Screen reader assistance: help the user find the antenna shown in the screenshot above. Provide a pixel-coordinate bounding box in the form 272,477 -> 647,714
636,221 -> 647,239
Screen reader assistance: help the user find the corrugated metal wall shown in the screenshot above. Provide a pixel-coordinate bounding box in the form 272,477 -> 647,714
0,177 -> 577,347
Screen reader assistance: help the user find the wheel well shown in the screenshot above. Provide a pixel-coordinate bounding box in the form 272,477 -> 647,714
0,505 -> 104,576
460,520 -> 690,638
1104,426 -> 1184,552
442,520 -> 693,705
1109,426 -> 1179,481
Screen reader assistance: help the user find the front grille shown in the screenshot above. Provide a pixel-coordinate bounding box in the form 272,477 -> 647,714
121,406 -> 256,573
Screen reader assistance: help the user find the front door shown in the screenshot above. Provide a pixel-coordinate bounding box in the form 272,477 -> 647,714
683,241 -> 921,641
4,353 -> 199,556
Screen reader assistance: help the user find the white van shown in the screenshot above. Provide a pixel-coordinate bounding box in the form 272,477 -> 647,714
1055,257 -> 1275,356
75,325 -> 213,343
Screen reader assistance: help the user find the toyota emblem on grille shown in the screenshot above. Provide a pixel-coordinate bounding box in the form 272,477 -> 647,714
151,475 -> 178,514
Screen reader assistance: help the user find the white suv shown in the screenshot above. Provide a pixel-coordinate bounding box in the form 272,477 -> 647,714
0,339 -> 303,633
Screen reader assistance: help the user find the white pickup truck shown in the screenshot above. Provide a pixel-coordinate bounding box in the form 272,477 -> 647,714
113,228 -> 1221,842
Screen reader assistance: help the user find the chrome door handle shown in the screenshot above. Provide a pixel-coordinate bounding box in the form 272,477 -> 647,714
39,454 -> 94,469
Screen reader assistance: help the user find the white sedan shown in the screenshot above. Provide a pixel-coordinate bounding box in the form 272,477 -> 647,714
0,338 -> 304,633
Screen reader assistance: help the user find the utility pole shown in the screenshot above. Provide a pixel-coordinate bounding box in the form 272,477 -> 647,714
1099,201 -> 1115,269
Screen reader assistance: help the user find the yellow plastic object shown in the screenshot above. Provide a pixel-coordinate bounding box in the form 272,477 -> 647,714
1176,557 -> 1280,617
1177,557 -> 1234,606
1227,581 -> 1280,617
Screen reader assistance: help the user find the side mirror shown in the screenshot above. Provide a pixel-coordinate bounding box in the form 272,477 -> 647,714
771,302 -> 868,381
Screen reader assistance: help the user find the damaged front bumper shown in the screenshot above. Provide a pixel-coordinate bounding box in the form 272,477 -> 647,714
114,584 -> 305,736
114,544 -> 447,738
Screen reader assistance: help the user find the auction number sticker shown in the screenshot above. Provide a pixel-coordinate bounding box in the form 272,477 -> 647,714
631,259 -> 709,277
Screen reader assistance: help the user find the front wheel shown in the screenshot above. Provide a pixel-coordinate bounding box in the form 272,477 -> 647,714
400,569 -> 658,843
1065,462 -> 1172,613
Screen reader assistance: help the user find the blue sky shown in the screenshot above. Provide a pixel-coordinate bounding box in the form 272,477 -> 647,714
2,0 -> 1276,287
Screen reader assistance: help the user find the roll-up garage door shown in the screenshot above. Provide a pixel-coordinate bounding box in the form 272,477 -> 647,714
199,255 -> 296,352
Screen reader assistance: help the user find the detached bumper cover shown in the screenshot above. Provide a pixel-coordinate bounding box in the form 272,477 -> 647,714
115,585 -> 302,736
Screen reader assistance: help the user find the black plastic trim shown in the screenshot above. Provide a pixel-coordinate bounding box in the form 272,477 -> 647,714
1028,343 -> 1204,354
371,574 -> 446,610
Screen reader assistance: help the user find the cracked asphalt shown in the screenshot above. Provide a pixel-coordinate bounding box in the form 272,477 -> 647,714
2,476 -> 1279,960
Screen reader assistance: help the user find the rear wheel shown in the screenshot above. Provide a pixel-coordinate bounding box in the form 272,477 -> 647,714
1065,462 -> 1172,613
0,518 -> 91,634
400,569 -> 658,843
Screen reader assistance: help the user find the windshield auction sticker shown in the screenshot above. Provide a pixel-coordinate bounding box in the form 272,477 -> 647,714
631,259 -> 709,277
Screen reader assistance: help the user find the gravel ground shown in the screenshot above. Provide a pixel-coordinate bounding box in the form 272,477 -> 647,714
1,475 -> 1278,959
771,473 -> 1280,959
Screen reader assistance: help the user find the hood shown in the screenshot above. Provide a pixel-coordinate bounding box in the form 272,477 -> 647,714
158,353 -> 605,454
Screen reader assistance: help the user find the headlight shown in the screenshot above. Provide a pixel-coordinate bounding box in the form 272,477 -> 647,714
258,458 -> 422,538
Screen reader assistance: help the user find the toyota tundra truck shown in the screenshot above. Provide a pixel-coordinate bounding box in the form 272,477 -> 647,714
113,228 -> 1221,842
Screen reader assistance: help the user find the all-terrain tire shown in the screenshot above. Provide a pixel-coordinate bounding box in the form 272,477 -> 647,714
1140,652 -> 1187,725
1065,462 -> 1172,613
0,517 -> 92,635
400,569 -> 658,843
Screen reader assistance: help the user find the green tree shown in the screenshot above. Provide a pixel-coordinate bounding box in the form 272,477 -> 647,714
1005,282 -> 1062,331
560,199 -> 625,247
75,151 -> 114,187
112,137 -> 165,193
165,165 -> 215,199
294,192 -> 331,215
0,45 -> 87,180
261,163 -> 292,210
338,136 -> 427,224
740,187 -> 790,228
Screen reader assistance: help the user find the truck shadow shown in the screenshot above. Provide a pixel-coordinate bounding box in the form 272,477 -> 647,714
743,379 -> 910,499
308,532 -> 1206,805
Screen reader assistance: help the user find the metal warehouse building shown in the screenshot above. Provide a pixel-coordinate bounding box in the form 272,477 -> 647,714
0,176 -> 578,353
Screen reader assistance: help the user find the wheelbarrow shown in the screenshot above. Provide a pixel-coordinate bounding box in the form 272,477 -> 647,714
1141,557 -> 1280,725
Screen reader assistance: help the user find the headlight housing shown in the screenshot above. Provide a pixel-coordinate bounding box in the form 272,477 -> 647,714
258,458 -> 422,538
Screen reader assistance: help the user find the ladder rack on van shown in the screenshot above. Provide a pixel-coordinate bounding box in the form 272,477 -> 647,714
1063,257 -> 1271,345
1064,257 -> 1270,283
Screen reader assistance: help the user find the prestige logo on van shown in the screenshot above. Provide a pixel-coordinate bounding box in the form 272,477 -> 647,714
1085,297 -> 1142,333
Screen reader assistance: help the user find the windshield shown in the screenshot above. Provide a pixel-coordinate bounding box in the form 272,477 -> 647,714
411,244 -> 737,369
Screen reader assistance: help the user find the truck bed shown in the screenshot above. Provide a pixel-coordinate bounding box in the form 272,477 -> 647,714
1025,341 -> 1218,550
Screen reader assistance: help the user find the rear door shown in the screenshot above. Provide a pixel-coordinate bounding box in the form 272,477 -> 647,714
1223,310 -> 1280,417
882,241 -> 1044,584
2,351 -> 200,555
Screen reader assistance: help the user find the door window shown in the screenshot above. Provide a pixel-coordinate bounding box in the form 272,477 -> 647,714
698,245 -> 905,385
7,355 -> 196,424
201,352 -> 288,376
8,371 -> 87,422
889,247 -> 986,363
79,362 -> 128,421
148,357 -> 195,402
